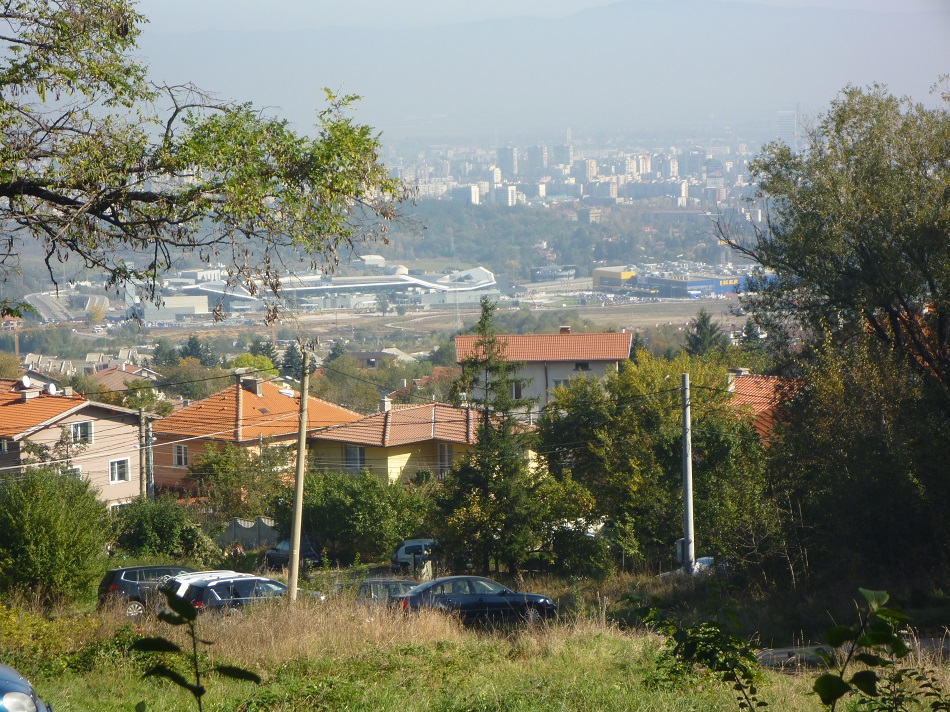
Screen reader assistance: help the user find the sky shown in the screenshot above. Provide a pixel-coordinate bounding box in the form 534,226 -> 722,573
132,0 -> 950,146
138,0 -> 945,32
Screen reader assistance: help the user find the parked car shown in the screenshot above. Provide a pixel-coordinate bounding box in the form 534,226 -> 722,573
265,539 -> 322,569
0,663 -> 52,711
98,565 -> 196,618
351,578 -> 416,604
391,575 -> 557,623
160,571 -> 296,612
390,538 -> 437,573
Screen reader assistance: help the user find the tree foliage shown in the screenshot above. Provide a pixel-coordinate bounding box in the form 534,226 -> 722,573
271,468 -> 428,566
537,351 -> 776,575
720,83 -> 950,405
0,0 -> 407,319
0,468 -> 108,604
685,308 -> 730,357
111,496 -> 218,564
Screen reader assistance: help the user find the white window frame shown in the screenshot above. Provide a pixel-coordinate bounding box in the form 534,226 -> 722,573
553,379 -> 569,389
69,465 -> 82,478
343,444 -> 365,471
0,440 -> 7,453
109,458 -> 130,483
510,381 -> 523,399
437,443 -> 453,481
173,444 -> 189,468
574,362 -> 590,372
71,420 -> 93,444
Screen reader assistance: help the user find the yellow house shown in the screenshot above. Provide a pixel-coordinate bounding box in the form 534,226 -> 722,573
310,402 -> 479,484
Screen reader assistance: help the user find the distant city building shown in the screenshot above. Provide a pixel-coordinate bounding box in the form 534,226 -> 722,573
551,144 -> 574,166
577,207 -> 602,224
777,109 -> 799,153
531,265 -> 577,282
497,147 -> 518,179
452,185 -> 480,205
494,184 -> 518,207
524,145 -> 549,176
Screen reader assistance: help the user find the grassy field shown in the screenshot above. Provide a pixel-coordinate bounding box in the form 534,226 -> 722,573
27,599 -> 824,712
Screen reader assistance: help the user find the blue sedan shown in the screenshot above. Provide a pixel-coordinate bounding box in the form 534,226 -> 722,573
392,575 -> 557,623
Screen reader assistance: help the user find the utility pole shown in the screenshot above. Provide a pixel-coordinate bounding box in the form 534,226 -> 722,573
139,408 -> 146,499
681,373 -> 695,574
145,421 -> 155,501
288,343 -> 310,601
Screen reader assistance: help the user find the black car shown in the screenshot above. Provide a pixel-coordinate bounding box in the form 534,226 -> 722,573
98,565 -> 196,618
0,663 -> 52,711
391,575 -> 557,623
333,577 -> 416,604
160,571 -> 291,612
265,539 -> 322,569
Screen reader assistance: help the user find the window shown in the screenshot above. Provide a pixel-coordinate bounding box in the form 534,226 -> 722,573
553,379 -> 568,389
109,458 -> 130,483
69,466 -> 82,478
0,440 -> 7,453
574,362 -> 590,372
510,381 -> 523,399
174,444 -> 189,468
438,443 -> 453,481
344,444 -> 365,471
71,421 -> 93,444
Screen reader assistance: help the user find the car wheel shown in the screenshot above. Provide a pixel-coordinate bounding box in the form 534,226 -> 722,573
125,600 -> 146,618
524,606 -> 541,625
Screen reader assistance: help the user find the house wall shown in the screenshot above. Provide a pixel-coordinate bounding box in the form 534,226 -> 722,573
310,440 -> 474,485
16,407 -> 142,505
519,360 -> 619,405
152,434 -> 296,490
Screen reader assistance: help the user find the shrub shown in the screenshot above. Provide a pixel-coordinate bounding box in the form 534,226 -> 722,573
111,497 -> 219,566
0,468 -> 108,605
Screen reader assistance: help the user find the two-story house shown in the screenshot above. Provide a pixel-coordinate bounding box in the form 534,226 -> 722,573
152,376 -> 362,491
0,377 -> 144,505
310,401 -> 478,484
454,327 -> 633,407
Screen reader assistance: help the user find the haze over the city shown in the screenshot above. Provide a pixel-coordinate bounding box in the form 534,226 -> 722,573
135,0 -> 949,149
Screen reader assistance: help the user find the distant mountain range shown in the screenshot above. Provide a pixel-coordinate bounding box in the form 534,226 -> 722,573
138,0 -> 948,145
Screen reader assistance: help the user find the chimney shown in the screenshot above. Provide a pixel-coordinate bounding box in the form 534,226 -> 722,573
380,396 -> 392,412
400,379 -> 408,390
62,386 -> 73,397
235,376 -> 243,442
726,367 -> 750,392
559,326 -> 571,334
20,389 -> 40,401
241,376 -> 263,397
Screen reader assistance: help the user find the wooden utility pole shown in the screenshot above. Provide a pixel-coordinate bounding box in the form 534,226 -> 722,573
287,344 -> 310,601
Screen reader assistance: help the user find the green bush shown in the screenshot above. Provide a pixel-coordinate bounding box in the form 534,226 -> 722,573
111,497 -> 219,565
0,468 -> 108,605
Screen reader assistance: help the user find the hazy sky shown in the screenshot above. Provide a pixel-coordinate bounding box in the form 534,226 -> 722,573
138,0 -> 945,33
131,0 -> 949,144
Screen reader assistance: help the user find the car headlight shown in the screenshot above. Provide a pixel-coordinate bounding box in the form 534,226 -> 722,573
2,691 -> 39,712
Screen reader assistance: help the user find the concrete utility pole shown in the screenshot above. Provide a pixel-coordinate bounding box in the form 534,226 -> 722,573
145,421 -> 155,501
288,344 -> 310,601
139,408 -> 146,499
681,373 -> 695,574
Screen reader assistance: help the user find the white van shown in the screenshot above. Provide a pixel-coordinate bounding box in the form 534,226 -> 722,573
390,539 -> 437,573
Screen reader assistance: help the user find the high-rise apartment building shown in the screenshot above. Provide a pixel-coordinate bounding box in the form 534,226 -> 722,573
552,144 -> 573,166
497,147 -> 518,179
777,109 -> 798,153
524,145 -> 549,177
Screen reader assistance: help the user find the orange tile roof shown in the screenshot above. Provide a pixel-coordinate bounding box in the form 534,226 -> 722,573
91,365 -> 152,393
455,332 -> 632,363
0,378 -> 105,438
154,380 -> 361,442
314,403 -> 478,447
731,374 -> 787,437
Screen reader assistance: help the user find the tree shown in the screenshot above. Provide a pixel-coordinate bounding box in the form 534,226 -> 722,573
537,351 -> 776,575
0,350 -> 21,378
0,468 -> 107,604
111,496 -> 218,563
685,308 -> 730,357
187,444 -> 288,531
312,354 -> 381,413
718,83 -> 950,406
0,1 -> 406,319
435,298 -> 580,586
179,335 -> 218,368
249,338 -> 278,364
87,303 -> 105,326
270,468 -> 429,565
158,357 -> 230,401
152,337 -> 180,369
281,341 -> 302,379
228,353 -> 278,378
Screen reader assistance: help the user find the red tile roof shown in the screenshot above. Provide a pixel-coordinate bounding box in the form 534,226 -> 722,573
731,374 -> 787,437
0,378 -> 127,438
91,365 -> 152,393
154,380 -> 361,442
455,332 -> 633,363
313,403 -> 478,447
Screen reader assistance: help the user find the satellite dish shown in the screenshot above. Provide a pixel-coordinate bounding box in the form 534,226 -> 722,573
46,383 -> 57,396
20,375 -> 30,389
